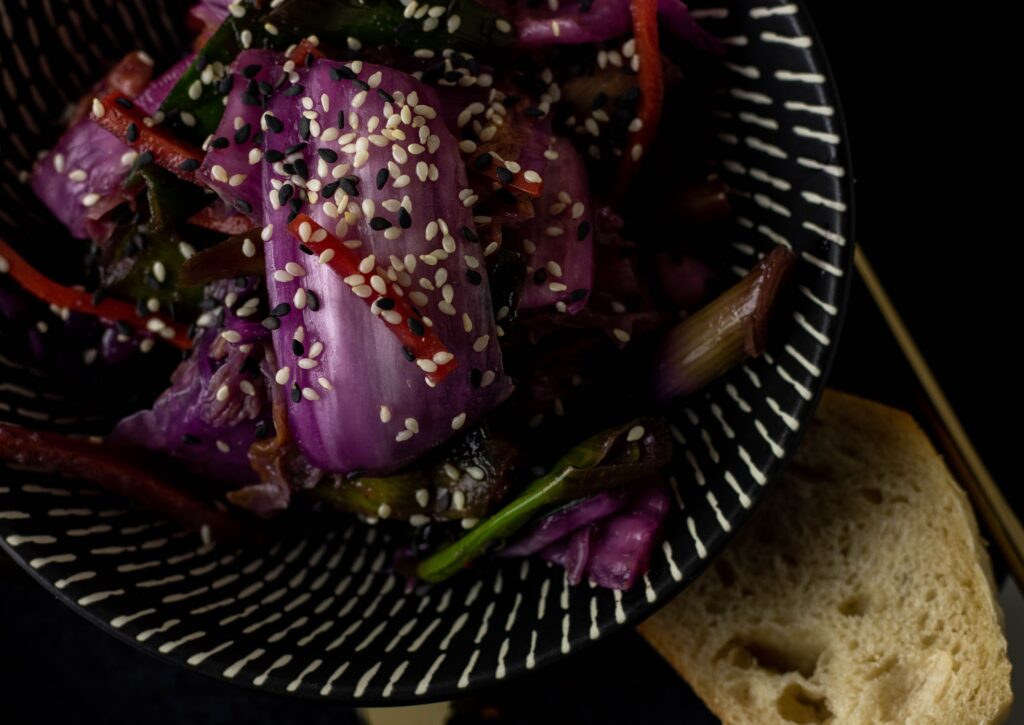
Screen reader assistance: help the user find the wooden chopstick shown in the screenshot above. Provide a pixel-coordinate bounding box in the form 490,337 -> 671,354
855,245 -> 1024,588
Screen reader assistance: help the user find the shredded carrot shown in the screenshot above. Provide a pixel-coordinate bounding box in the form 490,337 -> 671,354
0,238 -> 191,350
617,0 -> 664,196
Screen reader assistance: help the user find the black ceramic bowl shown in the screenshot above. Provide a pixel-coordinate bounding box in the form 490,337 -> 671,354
0,0 -> 851,704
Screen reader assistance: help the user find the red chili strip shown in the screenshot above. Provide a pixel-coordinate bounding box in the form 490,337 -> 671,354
287,214 -> 458,385
288,38 -> 326,66
617,0 -> 664,196
0,425 -> 242,539
0,239 -> 191,350
91,92 -> 205,184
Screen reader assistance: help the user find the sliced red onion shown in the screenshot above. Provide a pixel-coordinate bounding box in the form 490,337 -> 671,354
501,487 -> 633,557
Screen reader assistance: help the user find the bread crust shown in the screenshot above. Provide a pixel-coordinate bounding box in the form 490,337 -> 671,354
638,390 -> 1013,725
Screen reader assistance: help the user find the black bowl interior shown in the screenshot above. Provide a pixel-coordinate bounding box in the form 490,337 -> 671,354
0,0 -> 852,704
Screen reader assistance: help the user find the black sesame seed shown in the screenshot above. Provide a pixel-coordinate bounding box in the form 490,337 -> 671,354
234,277 -> 247,288
306,290 -> 320,311
283,163 -> 296,175
369,216 -> 392,231
502,94 -> 521,108
115,97 -> 134,109
353,78 -> 370,91
92,288 -> 107,306
240,354 -> 260,377
321,181 -> 340,197
289,198 -> 303,214
262,316 -> 281,330
524,106 -> 545,118
331,65 -> 357,81
271,302 -> 291,317
299,244 -> 314,255
398,208 -> 412,229
243,64 -> 262,79
375,168 -> 389,190
407,317 -> 426,336
286,210 -> 299,224
218,75 -> 235,94
136,151 -> 154,168
299,117 -> 311,141
444,70 -> 462,83
337,110 -> 346,128
115,320 -> 133,336
234,124 -> 252,144
293,158 -> 309,178
402,346 -> 416,362
291,384 -> 301,403
241,92 -> 260,106
265,115 -> 284,133
569,288 -> 589,302
460,226 -> 480,243
577,220 -> 592,240
265,149 -> 285,163
375,297 -> 396,310
496,166 -> 514,184
134,298 -> 147,317
178,158 -> 200,172
474,153 -> 493,169
533,268 -> 548,284
257,81 -> 274,96
283,83 -> 304,97
469,368 -> 483,387
196,53 -> 209,71
234,198 -> 253,214
254,421 -> 270,439
285,142 -> 307,155
377,89 -> 394,103
318,148 -> 338,163
292,339 -> 305,356
252,130 -> 265,146
305,51 -> 316,68
339,178 -> 359,197
145,273 -> 160,290
278,184 -> 294,205
125,122 -> 139,143
465,269 -> 483,285
211,136 -> 230,149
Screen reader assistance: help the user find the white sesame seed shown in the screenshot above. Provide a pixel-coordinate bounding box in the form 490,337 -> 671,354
523,170 -> 542,184
261,224 -> 275,241
631,143 -> 644,161
472,335 -> 490,352
403,418 -> 420,434
612,328 -> 632,343
216,440 -> 231,454
546,261 -> 563,277
352,284 -> 373,298
273,270 -> 294,283
396,430 -> 414,443
481,370 -> 496,387
381,310 -> 402,324
318,377 -> 334,391
451,490 -> 467,510
215,384 -> 230,402
285,262 -> 306,277
229,173 -> 247,187
151,261 -> 167,284
302,387 -> 320,401
91,98 -> 105,118
433,351 -> 454,366
211,165 -> 228,183
416,359 -> 438,373
81,193 -> 101,208
626,425 -> 645,442
298,358 -> 318,370
120,151 -> 138,167
220,330 -> 242,345
545,226 -> 564,237
275,367 -> 291,385
548,282 -> 568,293
466,466 -> 486,481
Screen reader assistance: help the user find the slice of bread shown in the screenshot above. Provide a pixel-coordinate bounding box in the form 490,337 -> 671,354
638,390 -> 1012,724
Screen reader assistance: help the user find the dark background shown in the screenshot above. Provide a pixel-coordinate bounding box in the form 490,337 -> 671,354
0,1 -> 1016,722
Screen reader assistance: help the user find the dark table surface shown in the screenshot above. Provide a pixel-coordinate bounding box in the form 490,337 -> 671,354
1,1 -> 1015,722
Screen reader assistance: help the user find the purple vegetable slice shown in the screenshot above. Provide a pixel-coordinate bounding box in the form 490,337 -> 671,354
200,54 -> 513,475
